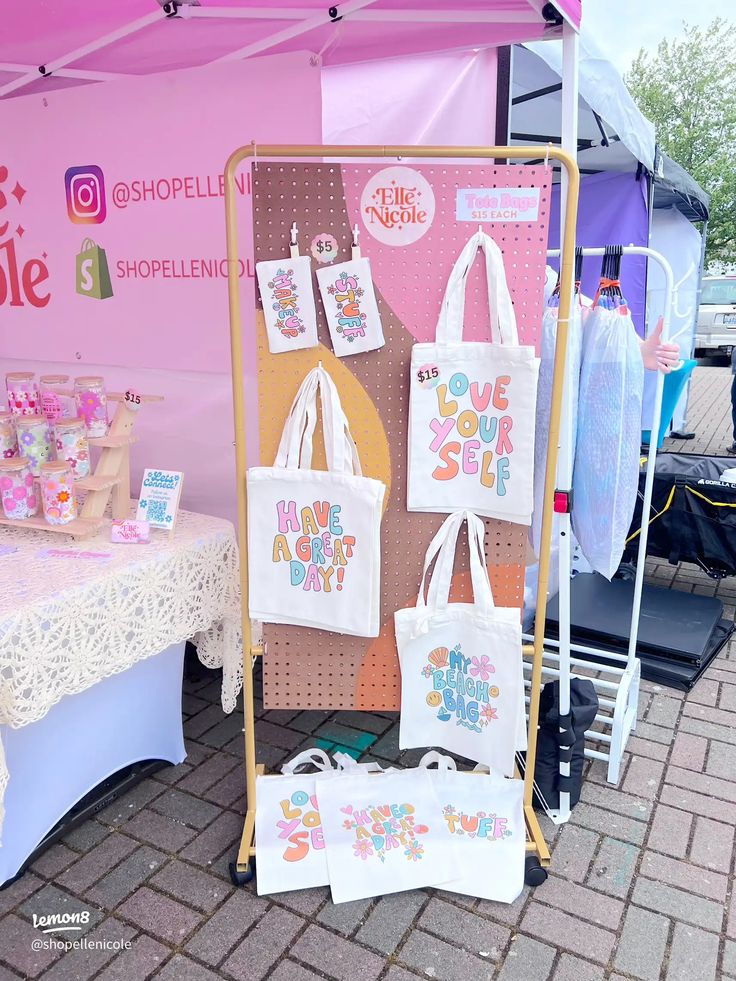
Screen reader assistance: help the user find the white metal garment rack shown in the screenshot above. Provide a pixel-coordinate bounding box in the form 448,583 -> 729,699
523,245 -> 675,825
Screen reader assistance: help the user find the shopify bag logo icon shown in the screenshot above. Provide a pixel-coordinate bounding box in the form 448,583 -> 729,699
76,238 -> 113,300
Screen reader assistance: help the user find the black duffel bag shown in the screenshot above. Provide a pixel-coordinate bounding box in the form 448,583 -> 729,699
533,678 -> 598,810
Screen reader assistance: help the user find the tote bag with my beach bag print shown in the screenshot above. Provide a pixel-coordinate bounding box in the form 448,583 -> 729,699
395,510 -> 526,776
247,365 -> 386,637
408,230 -> 539,524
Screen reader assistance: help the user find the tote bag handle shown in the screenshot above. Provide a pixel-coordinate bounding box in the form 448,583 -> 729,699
274,366 -> 362,476
281,748 -> 334,774
436,229 -> 519,346
416,510 -> 495,615
418,751 -> 457,771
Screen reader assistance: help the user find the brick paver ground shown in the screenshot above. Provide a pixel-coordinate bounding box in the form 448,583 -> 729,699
1,366 -> 735,980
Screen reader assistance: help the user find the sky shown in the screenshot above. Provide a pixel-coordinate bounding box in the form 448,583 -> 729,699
580,0 -> 728,74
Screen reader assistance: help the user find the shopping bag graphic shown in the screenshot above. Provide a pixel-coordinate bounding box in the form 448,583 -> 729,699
76,238 -> 113,299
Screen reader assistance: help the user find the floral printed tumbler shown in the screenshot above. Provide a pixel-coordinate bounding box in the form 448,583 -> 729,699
14,416 -> 52,476
40,461 -> 77,525
54,417 -> 90,479
6,372 -> 40,417
0,458 -> 38,519
40,374 -> 71,422
75,376 -> 108,437
0,412 -> 18,460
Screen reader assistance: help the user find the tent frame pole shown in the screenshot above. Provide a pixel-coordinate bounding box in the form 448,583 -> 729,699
549,19 -> 579,827
0,11 -> 162,98
223,142 -> 580,880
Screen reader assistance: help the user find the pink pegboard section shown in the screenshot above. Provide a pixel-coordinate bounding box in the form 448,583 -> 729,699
341,164 -> 552,350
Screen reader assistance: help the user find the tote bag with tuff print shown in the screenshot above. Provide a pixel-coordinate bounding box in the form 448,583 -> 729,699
407,230 -> 539,524
418,752 -> 525,904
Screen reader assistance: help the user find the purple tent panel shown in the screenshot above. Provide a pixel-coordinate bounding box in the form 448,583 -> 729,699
549,171 -> 650,336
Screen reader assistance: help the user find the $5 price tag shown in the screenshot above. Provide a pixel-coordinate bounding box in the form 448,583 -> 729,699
311,232 -> 339,264
124,388 -> 142,411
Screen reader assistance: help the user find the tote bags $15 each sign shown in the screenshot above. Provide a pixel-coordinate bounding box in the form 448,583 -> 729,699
247,366 -> 386,637
408,231 -> 539,525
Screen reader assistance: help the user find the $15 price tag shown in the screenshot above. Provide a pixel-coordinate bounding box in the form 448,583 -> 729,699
311,233 -> 339,264
416,364 -> 440,389
124,388 -> 142,412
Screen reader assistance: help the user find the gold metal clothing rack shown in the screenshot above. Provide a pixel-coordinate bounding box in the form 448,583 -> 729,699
222,143 -> 580,884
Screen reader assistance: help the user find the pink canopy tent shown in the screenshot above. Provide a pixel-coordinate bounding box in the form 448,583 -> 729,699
2,1 -> 579,98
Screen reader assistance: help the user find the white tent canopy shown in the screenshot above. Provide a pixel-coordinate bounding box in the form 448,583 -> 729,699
513,37 -> 655,173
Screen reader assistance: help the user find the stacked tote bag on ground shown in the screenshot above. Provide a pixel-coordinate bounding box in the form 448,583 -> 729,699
395,510 -> 526,777
419,751 -> 525,904
247,365 -> 387,636
256,749 -> 524,904
254,750 -> 388,896
572,291 -> 644,579
408,229 -> 540,524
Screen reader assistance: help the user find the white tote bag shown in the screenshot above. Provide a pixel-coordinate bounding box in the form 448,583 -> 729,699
418,752 -> 525,904
247,366 -> 387,636
256,255 -> 319,354
317,766 -> 458,904
255,750 -> 390,896
395,510 -> 525,776
408,230 -> 539,524
255,749 -> 335,895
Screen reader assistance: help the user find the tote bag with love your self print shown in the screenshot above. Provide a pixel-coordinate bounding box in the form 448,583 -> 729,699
395,510 -> 526,776
418,752 -> 525,904
255,749 -> 390,895
408,230 -> 539,524
317,767 -> 459,904
247,365 -> 387,637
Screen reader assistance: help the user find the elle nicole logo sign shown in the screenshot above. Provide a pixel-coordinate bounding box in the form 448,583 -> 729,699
360,166 -> 435,246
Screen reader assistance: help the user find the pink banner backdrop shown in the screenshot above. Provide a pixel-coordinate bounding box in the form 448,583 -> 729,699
0,52 -> 322,373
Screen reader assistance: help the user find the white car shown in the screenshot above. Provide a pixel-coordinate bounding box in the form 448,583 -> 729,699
696,276 -> 736,354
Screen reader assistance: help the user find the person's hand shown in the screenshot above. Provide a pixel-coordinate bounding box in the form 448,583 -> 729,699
640,317 -> 680,372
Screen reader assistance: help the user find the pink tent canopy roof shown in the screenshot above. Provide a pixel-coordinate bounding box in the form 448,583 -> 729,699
1,1 -> 580,99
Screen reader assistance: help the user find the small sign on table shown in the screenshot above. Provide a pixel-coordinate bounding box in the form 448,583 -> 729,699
136,469 -> 184,534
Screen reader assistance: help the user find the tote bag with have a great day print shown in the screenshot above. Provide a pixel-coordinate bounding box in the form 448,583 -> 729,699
316,766 -> 460,904
395,510 -> 526,776
247,365 -> 386,637
408,230 -> 539,525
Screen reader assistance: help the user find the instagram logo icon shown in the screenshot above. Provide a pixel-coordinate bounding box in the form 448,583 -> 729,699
65,165 -> 106,224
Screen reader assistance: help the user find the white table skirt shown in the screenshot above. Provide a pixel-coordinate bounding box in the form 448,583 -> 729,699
0,510 -> 242,843
0,641 -> 186,884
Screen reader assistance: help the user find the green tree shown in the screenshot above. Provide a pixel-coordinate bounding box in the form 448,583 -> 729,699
625,18 -> 736,268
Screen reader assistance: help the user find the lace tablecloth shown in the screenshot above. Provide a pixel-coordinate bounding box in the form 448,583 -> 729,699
0,510 -> 243,839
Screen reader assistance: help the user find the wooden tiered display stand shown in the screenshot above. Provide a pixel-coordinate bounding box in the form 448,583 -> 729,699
0,393 -> 162,539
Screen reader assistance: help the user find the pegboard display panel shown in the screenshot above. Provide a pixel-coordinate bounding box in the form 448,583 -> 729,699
252,163 -> 551,710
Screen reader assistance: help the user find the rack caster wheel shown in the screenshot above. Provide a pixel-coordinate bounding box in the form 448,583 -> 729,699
229,860 -> 255,887
524,855 -> 548,887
